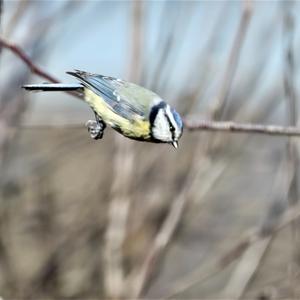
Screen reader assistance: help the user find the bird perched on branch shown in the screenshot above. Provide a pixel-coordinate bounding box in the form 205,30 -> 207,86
23,70 -> 183,148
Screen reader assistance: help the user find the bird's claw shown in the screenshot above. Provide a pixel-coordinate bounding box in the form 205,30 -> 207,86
85,120 -> 105,140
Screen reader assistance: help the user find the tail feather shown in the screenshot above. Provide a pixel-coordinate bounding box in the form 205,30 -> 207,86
22,83 -> 83,92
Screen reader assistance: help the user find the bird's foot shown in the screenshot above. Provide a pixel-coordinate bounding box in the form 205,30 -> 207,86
85,120 -> 105,140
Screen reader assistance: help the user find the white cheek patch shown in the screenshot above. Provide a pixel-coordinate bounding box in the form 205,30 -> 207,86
152,109 -> 172,142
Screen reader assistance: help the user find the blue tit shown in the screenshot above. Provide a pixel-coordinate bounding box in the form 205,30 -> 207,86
23,70 -> 183,148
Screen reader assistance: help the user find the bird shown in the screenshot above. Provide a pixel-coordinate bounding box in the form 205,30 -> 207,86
23,70 -> 183,148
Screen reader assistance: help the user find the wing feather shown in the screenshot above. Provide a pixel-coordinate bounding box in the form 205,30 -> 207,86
67,70 -> 159,120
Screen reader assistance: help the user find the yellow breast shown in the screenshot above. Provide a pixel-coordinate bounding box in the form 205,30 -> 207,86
84,88 -> 151,140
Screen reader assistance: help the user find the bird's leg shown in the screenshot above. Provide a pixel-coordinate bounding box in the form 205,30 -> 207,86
85,112 -> 106,140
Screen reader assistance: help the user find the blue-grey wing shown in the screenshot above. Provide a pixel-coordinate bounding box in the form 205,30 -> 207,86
67,70 -> 158,120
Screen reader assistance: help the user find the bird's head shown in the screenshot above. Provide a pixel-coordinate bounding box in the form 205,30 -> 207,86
150,101 -> 183,148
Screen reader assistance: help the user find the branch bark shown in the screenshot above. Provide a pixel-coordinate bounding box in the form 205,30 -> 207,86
184,119 -> 300,137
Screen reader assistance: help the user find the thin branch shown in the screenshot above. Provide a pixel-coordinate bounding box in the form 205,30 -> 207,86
0,36 -> 83,100
0,36 -> 59,83
184,119 -> 300,137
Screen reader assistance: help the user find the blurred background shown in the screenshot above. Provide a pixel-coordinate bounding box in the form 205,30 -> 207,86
1,0 -> 300,299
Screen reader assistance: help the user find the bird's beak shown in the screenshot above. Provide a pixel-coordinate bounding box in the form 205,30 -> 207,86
172,141 -> 178,149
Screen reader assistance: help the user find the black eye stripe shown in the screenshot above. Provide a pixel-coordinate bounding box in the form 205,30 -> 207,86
164,112 -> 176,140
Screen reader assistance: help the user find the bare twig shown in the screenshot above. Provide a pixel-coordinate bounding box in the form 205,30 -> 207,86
184,119 -> 300,137
211,0 -> 253,120
128,0 -> 143,83
0,36 -> 83,100
0,37 -> 59,83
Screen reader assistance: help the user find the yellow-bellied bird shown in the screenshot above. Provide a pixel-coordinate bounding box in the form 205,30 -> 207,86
23,70 -> 183,148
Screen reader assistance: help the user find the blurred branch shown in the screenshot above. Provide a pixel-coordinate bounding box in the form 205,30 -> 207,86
128,0 -> 143,83
126,148 -> 225,297
4,0 -> 30,38
148,3 -> 179,90
283,2 -> 300,294
283,3 -> 299,207
211,0 -> 253,120
157,2 -> 195,94
283,3 -> 297,128
220,157 -> 290,299
0,8 -> 61,292
0,37 -> 59,83
0,36 -> 83,100
178,2 -> 228,114
220,201 -> 300,268
163,92 -> 291,298
103,139 -> 133,298
221,238 -> 272,299
127,192 -> 187,297
165,200 -> 300,298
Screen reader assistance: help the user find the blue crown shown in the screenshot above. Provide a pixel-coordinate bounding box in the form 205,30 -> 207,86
172,108 -> 183,130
